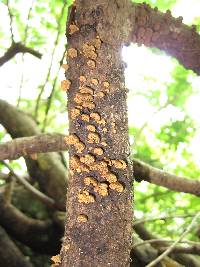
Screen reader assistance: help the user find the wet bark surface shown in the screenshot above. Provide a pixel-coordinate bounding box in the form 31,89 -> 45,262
60,1 -> 133,266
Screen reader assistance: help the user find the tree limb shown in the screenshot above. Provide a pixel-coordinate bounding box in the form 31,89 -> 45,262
146,212 -> 200,266
159,244 -> 200,256
0,42 -> 42,67
133,158 -> 200,197
0,99 -> 67,209
133,223 -> 200,267
127,3 -> 200,75
0,193 -> 61,254
1,132 -> 200,197
0,133 -> 68,160
0,160 -> 57,209
0,225 -> 33,267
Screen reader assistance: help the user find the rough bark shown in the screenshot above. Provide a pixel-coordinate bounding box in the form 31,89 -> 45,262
125,3 -> 200,75
0,99 -> 67,209
0,225 -> 33,267
60,1 -> 133,266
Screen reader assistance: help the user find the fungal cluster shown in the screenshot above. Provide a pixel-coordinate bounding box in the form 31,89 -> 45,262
61,18 -> 127,224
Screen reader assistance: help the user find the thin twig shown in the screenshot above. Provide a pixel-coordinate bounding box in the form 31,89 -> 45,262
133,213 -> 195,226
133,238 -> 200,249
42,51 -> 65,132
145,212 -> 200,267
0,160 -> 56,209
34,1 -> 68,120
17,0 -> 35,107
6,0 -> 15,42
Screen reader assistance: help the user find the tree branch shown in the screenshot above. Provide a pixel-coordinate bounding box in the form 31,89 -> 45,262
146,212 -> 200,267
0,42 -> 42,67
133,158 -> 200,197
159,244 -> 200,256
1,132 -> 200,197
133,223 -> 200,267
0,160 -> 57,209
127,3 -> 200,75
0,193 -> 61,254
0,99 -> 67,209
0,133 -> 68,160
0,225 -> 33,267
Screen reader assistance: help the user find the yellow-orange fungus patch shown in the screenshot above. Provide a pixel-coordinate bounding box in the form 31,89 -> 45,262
109,182 -> 124,193
91,78 -> 99,86
94,182 -> 108,196
74,142 -> 85,153
111,160 -> 127,170
80,154 -> 95,165
93,147 -> 104,156
96,92 -> 105,98
79,75 -> 87,83
84,176 -> 98,187
68,48 -> 78,58
103,172 -> 117,183
90,161 -> 108,174
78,190 -> 95,203
61,64 -> 69,71
51,255 -> 61,265
87,59 -> 96,69
64,134 -> 79,145
81,114 -> 90,122
69,24 -> 79,35
103,81 -> 110,88
90,112 -> 101,122
88,132 -> 100,143
79,86 -> 94,95
86,124 -> 96,132
71,108 -> 81,119
61,80 -> 71,91
77,214 -> 88,222
82,44 -> 97,60
92,36 -> 102,49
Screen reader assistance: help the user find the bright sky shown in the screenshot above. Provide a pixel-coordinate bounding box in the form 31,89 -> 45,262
0,0 -> 200,169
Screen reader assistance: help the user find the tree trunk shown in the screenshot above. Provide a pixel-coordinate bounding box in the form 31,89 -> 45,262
60,1 -> 133,266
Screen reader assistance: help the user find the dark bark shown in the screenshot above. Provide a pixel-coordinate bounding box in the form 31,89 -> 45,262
0,225 -> 33,267
0,99 -> 67,209
0,42 -> 42,67
0,194 -> 62,254
60,1 -> 133,266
